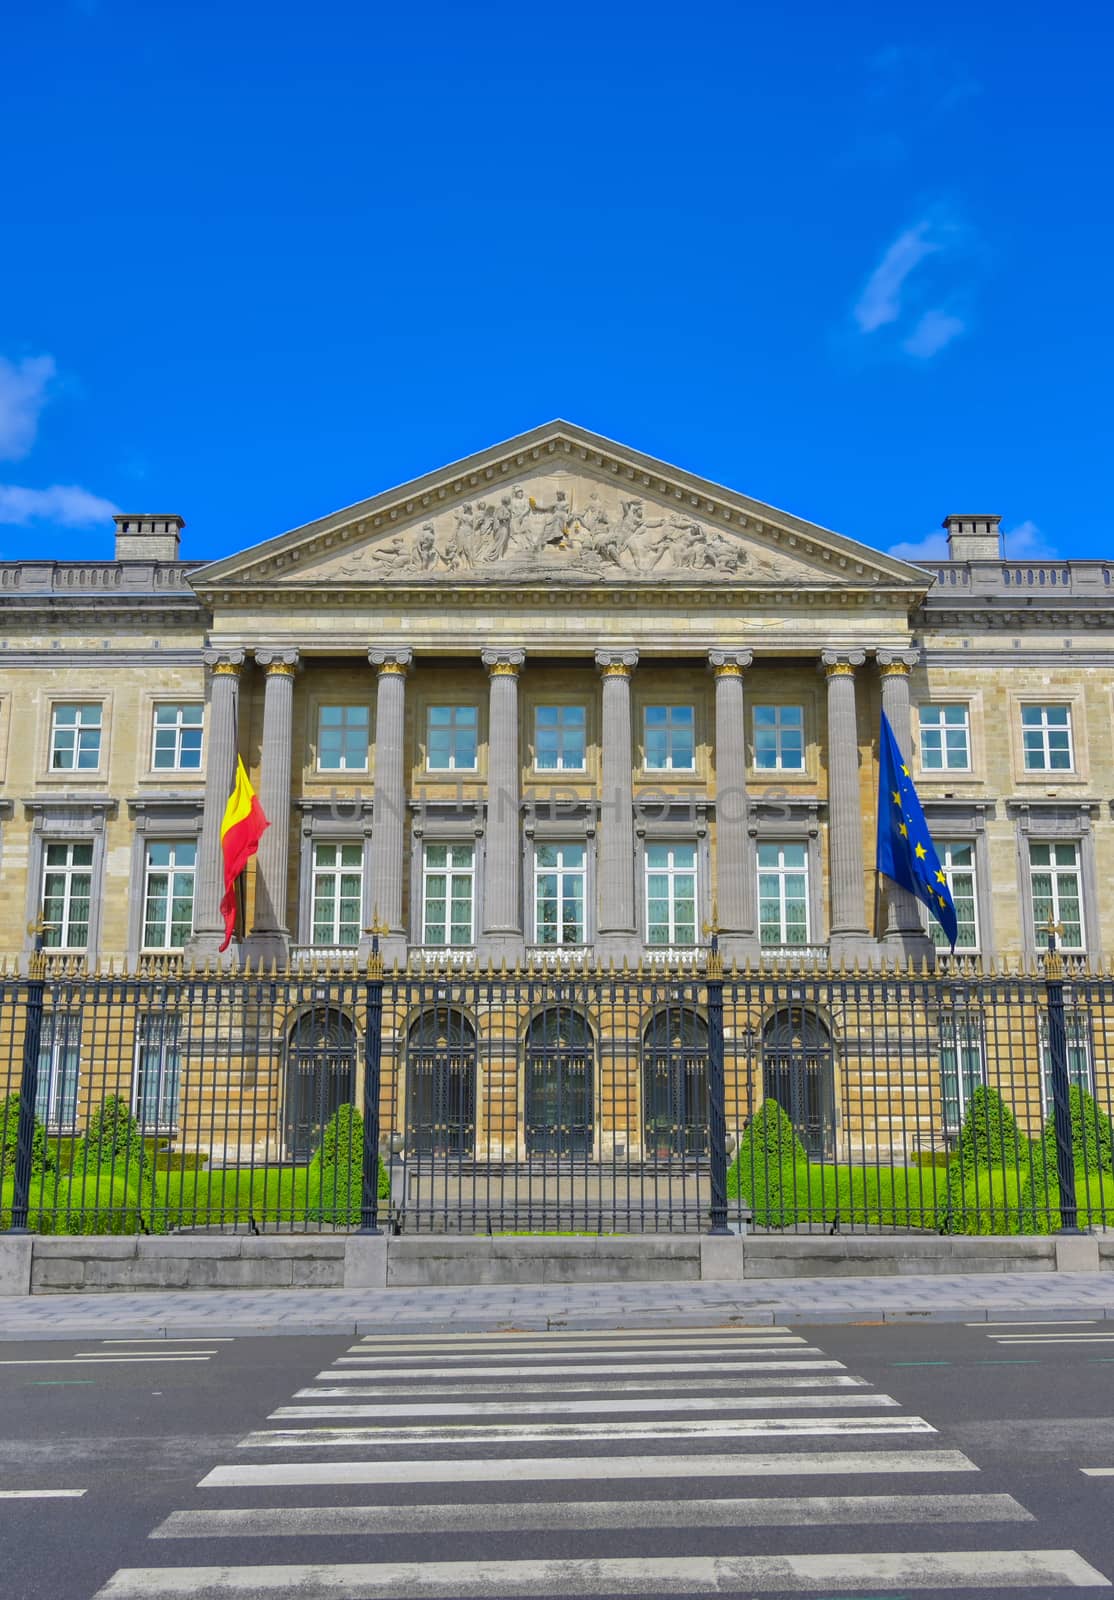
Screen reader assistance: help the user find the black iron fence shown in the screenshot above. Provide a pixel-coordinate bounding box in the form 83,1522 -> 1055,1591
2,947 -> 1111,1236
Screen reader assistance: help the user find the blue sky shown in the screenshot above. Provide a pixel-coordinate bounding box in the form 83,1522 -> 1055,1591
2,0 -> 1111,564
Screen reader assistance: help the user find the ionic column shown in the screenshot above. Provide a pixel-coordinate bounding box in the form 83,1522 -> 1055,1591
188,649 -> 245,958
249,649 -> 299,958
367,648 -> 412,959
595,648 -> 639,959
821,649 -> 870,962
709,648 -> 758,959
481,648 -> 525,959
877,649 -> 935,964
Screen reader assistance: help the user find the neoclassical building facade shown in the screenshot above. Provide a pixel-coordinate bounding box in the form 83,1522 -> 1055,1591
2,421 -> 1111,978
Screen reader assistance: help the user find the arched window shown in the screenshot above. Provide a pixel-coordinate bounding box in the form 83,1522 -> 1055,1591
284,1006 -> 357,1161
761,1007 -> 835,1160
524,1007 -> 594,1158
406,1008 -> 477,1158
642,1007 -> 709,1158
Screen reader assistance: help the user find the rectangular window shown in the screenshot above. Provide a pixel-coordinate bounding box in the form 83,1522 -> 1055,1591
919,704 -> 970,771
645,843 -> 697,945
643,705 -> 695,772
1039,1012 -> 1094,1114
1029,841 -> 1084,950
41,842 -> 94,950
939,1012 -> 985,1134
534,705 -> 586,772
152,703 -> 204,771
422,843 -> 475,945
142,842 -> 196,949
317,705 -> 370,772
757,842 -> 810,946
134,1014 -> 181,1129
753,705 -> 805,772
931,842 -> 979,952
34,1014 -> 81,1129
427,705 -> 478,771
1021,704 -> 1073,771
50,703 -> 102,771
534,843 -> 586,945
311,842 -> 363,946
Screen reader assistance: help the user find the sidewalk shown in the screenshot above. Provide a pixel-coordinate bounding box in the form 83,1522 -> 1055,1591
3,1270 -> 1114,1340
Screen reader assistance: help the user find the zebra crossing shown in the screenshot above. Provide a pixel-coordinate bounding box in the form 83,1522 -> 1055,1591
93,1324 -> 1111,1597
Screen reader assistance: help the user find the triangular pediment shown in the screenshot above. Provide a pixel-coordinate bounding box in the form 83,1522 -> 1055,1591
191,422 -> 928,594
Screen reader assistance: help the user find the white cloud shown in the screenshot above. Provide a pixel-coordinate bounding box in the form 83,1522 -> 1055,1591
853,222 -> 941,333
902,309 -> 965,358
0,483 -> 119,527
1002,519 -> 1057,558
887,531 -> 950,563
0,354 -> 56,461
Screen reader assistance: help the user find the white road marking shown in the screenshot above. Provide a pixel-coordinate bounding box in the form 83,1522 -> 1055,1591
974,1321 -> 1097,1328
338,1341 -> 818,1362
240,1415 -> 936,1447
294,1375 -> 870,1397
987,1336 -> 1114,1344
102,1338 -> 236,1344
270,1393 -> 899,1420
0,1357 -> 211,1366
323,1357 -> 840,1377
151,1491 -> 1034,1539
93,1548 -> 1112,1596
73,1350 -> 217,1358
352,1327 -> 795,1343
1082,1468 -> 1114,1476
0,1489 -> 87,1499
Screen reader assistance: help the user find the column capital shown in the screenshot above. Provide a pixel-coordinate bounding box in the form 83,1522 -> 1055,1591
708,648 -> 754,677
876,648 -> 920,676
203,648 -> 246,677
369,647 -> 413,676
481,647 -> 526,676
820,648 -> 866,677
595,648 -> 638,677
255,647 -> 300,675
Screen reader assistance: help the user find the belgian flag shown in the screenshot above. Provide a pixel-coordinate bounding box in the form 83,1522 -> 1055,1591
218,756 -> 269,952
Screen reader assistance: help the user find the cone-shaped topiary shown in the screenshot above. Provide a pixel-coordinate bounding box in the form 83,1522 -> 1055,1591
0,1091 -> 52,1179
307,1104 -> 390,1227
726,1097 -> 808,1228
76,1095 -> 147,1181
936,1086 -> 1027,1234
1020,1084 -> 1114,1233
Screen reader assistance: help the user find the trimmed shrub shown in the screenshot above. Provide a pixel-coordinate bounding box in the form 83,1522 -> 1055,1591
307,1105 -> 390,1226
0,1172 -> 143,1234
727,1099 -> 808,1228
1020,1085 -> 1114,1233
0,1092 -> 52,1180
937,1087 -> 1027,1233
76,1095 -> 147,1181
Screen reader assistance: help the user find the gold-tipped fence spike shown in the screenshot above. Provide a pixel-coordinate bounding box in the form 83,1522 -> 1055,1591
729,957 -> 739,979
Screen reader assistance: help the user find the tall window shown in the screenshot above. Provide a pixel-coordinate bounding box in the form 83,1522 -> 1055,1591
50,703 -> 102,771
134,1014 -> 182,1129
534,844 -> 586,945
317,705 -> 370,772
41,842 -> 94,949
311,843 -> 363,946
1030,842 -> 1084,950
35,1014 -> 81,1128
757,843 -> 809,946
422,844 -> 475,945
931,842 -> 979,952
919,704 -> 970,771
645,844 -> 697,945
939,1012 -> 985,1133
643,705 -> 695,771
534,705 -> 586,772
753,705 -> 804,772
427,706 -> 478,771
152,703 -> 203,770
1021,704 -> 1073,771
1038,1013 -> 1094,1113
142,842 -> 196,949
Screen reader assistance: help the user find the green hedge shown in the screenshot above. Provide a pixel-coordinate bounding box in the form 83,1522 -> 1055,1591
1020,1086 -> 1114,1232
308,1105 -> 390,1226
1,1171 -> 146,1234
0,1092 -> 52,1179
937,1087 -> 1027,1233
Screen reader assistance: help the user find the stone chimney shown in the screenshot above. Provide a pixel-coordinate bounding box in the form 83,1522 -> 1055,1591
942,513 -> 1002,562
113,514 -> 184,562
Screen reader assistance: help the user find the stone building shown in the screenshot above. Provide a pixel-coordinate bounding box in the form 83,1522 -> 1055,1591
1,420 -> 1110,1164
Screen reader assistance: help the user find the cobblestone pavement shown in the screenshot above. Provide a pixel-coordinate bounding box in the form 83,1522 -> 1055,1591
3,1271 -> 1114,1341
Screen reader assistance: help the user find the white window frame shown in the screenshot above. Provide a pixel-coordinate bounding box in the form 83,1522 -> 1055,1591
50,703 -> 103,772
533,705 -> 587,773
133,1014 -> 182,1130
142,840 -> 197,950
310,841 -> 364,947
939,1012 -> 986,1134
643,705 -> 696,773
1029,841 -> 1085,952
930,841 -> 979,953
1021,703 -> 1074,772
422,843 -> 476,946
426,705 -> 479,772
644,842 -> 698,946
35,1014 -> 81,1129
919,704 -> 971,773
1038,1012 -> 1095,1114
151,703 -> 204,772
533,842 -> 587,945
757,841 -> 810,947
316,705 -> 370,773
41,841 -> 94,950
752,705 -> 805,773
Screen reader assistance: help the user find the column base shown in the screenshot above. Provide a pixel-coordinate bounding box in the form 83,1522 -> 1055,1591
242,930 -> 292,969
594,932 -> 643,967
477,932 -> 526,965
827,931 -> 878,967
719,933 -> 761,965
360,933 -> 409,969
879,927 -> 937,970
183,931 -> 239,969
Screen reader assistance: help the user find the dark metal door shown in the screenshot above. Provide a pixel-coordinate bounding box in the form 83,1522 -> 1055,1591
525,1012 -> 593,1158
762,1007 -> 834,1161
407,1011 -> 476,1158
643,1011 -> 709,1158
284,1007 -> 356,1161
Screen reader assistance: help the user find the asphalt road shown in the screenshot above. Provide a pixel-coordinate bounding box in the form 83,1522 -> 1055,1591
2,1318 -> 1114,1598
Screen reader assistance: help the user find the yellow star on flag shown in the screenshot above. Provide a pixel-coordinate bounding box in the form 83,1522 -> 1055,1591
901,763 -> 910,777
914,843 -> 927,860
898,822 -> 908,837
892,790 -> 902,805
936,869 -> 946,884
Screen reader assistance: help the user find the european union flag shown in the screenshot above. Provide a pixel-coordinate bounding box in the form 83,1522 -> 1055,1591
876,710 -> 958,950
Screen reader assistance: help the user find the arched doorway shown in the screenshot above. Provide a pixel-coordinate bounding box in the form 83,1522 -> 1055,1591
761,1006 -> 835,1160
284,1006 -> 356,1161
524,1008 -> 594,1158
642,1007 -> 709,1158
406,1007 -> 477,1158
